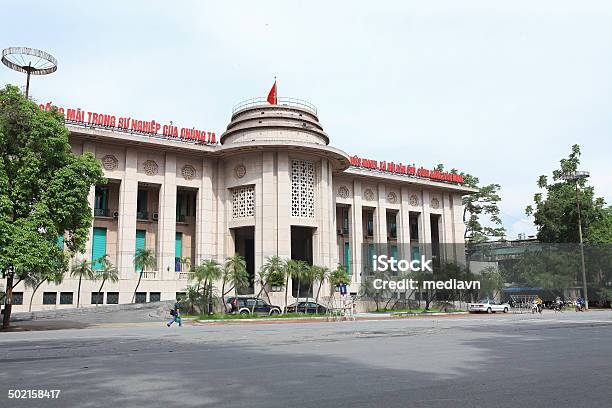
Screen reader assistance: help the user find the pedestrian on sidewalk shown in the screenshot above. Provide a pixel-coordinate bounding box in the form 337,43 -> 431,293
167,302 -> 182,327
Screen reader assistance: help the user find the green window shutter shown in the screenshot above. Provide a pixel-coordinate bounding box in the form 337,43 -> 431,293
175,232 -> 182,272
411,246 -> 421,268
175,232 -> 182,258
367,244 -> 376,273
136,230 -> 146,252
56,235 -> 65,251
92,228 -> 107,270
344,242 -> 350,275
391,245 -> 398,260
136,230 -> 146,271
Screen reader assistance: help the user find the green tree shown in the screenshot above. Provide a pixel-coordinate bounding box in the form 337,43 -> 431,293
190,259 -> 222,314
70,259 -> 94,308
0,85 -> 104,328
329,264 -> 350,289
525,145 -> 608,244
26,268 -> 65,312
312,265 -> 330,304
132,248 -> 157,303
285,259 -> 308,309
257,256 -> 286,307
434,164 -> 505,243
95,256 -> 119,306
224,253 -> 249,304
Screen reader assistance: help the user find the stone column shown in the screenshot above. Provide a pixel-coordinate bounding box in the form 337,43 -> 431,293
117,148 -> 138,280
399,186 -> 412,261
276,152 -> 292,301
196,158 -> 215,262
158,153 -> 177,280
351,180 -> 363,285
215,160 -> 226,261
375,183 -> 388,254
420,189 -> 432,259
83,142 -> 96,263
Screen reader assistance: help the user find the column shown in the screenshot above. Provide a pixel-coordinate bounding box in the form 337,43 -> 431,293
83,142 -> 96,263
195,158 -> 215,262
399,186 -> 412,261
215,160 -> 227,261
277,152 -> 291,299
158,153 -> 177,280
420,189 -> 432,259
117,148 -> 138,280
351,180 -> 363,284
375,183 -> 388,254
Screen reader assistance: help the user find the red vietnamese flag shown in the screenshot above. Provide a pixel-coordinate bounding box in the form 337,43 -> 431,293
267,80 -> 277,105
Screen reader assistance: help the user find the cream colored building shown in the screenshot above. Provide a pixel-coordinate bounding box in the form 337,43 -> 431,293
8,97 -> 477,311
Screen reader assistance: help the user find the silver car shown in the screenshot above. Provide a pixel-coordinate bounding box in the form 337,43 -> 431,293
469,299 -> 510,314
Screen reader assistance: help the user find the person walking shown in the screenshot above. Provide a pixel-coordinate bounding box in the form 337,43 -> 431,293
167,302 -> 183,327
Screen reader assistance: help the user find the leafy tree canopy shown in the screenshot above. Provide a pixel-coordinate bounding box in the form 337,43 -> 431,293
434,164 -> 505,243
525,145 -> 610,244
0,85 -> 104,326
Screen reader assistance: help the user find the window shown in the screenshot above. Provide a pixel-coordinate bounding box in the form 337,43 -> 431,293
59,292 -> 73,305
135,292 -> 147,304
91,292 -> 104,305
137,189 -> 148,220
12,292 -> 23,305
176,292 -> 186,301
135,230 -> 146,271
43,292 -> 57,305
232,186 -> 255,218
387,212 -> 397,239
291,160 -> 315,218
94,186 -> 109,216
344,242 -> 351,276
366,212 -> 374,237
409,213 -> 419,241
57,235 -> 65,250
92,227 -> 107,270
175,232 -> 182,272
149,292 -> 161,302
106,292 -> 119,304
176,193 -> 187,222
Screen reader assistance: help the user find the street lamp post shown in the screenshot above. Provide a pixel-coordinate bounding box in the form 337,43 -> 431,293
561,170 -> 590,310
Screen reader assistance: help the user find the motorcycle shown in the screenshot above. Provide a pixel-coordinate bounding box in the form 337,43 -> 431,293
575,303 -> 586,312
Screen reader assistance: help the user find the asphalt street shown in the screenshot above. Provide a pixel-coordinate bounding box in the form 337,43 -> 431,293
1,311 -> 611,408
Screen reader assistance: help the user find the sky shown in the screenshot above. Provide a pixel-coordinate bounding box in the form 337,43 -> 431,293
2,1 -> 611,239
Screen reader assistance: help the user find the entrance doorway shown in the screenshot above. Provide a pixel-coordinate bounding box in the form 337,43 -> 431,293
233,226 -> 255,294
291,226 -> 314,298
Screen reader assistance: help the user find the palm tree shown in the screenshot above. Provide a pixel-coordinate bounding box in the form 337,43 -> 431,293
329,264 -> 350,291
190,259 -> 222,314
259,256 -> 286,304
180,256 -> 192,273
284,259 -> 307,312
132,248 -> 157,303
313,266 -> 330,306
95,256 -> 119,306
71,259 -> 94,308
26,269 -> 65,312
224,253 -> 249,309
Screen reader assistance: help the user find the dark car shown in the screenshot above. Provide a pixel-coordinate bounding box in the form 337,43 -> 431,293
227,296 -> 282,316
286,301 -> 327,314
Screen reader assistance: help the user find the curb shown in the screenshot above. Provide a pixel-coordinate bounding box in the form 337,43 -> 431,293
192,311 -> 470,325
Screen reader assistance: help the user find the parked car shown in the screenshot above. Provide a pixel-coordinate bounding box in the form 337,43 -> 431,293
469,299 -> 510,314
227,296 -> 282,316
286,301 -> 327,314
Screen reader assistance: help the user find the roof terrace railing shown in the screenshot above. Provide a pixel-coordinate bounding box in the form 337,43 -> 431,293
232,96 -> 317,115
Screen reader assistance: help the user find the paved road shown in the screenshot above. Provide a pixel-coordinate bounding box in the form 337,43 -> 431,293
1,311 -> 611,408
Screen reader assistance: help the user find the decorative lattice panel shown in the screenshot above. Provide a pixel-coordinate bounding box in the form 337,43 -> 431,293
231,186 -> 255,218
291,160 -> 315,218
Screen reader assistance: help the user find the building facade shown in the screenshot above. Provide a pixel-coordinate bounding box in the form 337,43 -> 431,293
7,97 -> 477,311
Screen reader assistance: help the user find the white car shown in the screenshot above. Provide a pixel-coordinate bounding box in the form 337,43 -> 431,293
469,299 -> 510,314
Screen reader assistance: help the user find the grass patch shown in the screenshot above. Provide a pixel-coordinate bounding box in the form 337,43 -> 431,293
195,312 -> 327,320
